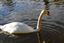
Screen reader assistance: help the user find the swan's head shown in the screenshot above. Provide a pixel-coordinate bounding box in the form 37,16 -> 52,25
40,9 -> 50,16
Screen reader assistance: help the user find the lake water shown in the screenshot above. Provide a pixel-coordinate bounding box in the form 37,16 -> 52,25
0,0 -> 64,43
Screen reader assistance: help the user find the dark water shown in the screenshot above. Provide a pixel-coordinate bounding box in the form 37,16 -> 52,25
0,0 -> 64,43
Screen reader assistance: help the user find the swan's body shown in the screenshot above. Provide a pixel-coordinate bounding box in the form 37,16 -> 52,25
0,22 -> 37,34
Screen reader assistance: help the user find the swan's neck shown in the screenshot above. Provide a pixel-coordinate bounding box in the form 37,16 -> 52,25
37,10 -> 46,31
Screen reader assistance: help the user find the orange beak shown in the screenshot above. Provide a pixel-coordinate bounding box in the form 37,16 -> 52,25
45,10 -> 50,16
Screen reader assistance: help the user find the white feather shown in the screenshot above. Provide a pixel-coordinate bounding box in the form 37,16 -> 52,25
0,25 -> 3,29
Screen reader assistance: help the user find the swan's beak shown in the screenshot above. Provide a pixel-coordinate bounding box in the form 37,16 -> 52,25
45,10 -> 50,16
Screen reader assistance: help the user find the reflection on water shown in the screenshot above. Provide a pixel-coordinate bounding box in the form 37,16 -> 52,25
0,0 -> 64,43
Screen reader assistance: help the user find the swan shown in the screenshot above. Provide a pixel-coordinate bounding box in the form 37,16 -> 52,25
0,9 -> 49,43
0,9 -> 48,34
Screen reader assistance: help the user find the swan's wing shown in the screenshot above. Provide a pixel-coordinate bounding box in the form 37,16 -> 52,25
14,23 -> 34,33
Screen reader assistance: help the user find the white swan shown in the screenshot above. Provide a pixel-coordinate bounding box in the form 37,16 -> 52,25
0,9 -> 48,43
0,9 -> 48,34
